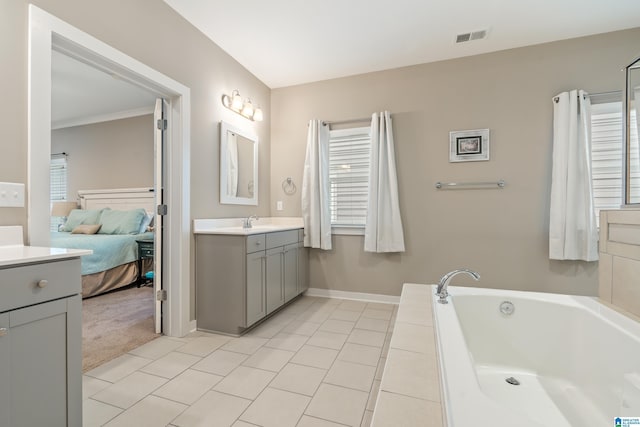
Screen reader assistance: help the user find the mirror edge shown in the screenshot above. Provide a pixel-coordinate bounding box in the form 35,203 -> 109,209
624,56 -> 640,206
220,120 -> 259,206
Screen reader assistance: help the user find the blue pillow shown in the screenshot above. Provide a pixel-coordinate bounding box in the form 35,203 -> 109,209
60,209 -> 102,232
98,208 -> 147,235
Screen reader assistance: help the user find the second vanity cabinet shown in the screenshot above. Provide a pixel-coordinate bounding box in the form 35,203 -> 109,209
196,228 -> 308,335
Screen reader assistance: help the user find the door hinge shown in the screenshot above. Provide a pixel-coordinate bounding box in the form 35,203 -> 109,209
156,290 -> 167,301
157,204 -> 168,215
157,119 -> 167,130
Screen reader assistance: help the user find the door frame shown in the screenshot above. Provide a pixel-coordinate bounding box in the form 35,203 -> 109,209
28,5 -> 193,337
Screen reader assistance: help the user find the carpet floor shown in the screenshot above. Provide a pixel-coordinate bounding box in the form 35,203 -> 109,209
82,285 -> 159,372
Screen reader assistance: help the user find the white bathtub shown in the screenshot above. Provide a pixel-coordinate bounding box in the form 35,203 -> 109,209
432,285 -> 640,426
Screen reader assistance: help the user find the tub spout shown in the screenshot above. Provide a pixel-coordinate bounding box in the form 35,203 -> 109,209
436,269 -> 480,304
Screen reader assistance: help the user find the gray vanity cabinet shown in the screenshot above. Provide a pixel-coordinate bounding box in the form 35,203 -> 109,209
0,259 -> 82,427
196,228 -> 307,335
297,230 -> 309,294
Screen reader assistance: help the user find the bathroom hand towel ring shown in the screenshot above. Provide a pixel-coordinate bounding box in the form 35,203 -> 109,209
282,177 -> 297,195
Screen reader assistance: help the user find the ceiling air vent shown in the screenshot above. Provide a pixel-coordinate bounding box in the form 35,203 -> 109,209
455,29 -> 488,44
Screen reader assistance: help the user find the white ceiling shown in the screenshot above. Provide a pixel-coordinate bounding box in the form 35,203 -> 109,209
164,0 -> 640,88
51,50 -> 157,129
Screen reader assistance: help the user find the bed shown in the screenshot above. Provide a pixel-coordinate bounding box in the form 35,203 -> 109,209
50,187 -> 156,298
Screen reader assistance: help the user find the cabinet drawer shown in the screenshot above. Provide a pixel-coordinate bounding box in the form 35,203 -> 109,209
246,234 -> 266,253
266,230 -> 298,249
0,259 -> 81,313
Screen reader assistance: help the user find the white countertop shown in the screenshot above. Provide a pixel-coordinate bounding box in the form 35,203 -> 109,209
0,245 -> 92,268
193,217 -> 303,235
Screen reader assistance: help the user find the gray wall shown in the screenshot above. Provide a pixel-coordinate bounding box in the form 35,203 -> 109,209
270,28 -> 640,297
52,115 -> 154,199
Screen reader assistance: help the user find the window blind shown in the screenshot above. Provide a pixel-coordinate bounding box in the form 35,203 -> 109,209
328,127 -> 371,226
50,155 -> 68,231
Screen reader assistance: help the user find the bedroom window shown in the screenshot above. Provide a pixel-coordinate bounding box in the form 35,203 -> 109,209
328,126 -> 371,233
50,154 -> 68,231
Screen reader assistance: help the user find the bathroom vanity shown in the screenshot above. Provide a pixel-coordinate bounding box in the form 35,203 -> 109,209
0,234 -> 90,427
194,218 -> 308,335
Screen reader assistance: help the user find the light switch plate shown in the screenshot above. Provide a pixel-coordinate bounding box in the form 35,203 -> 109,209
0,182 -> 25,207
276,200 -> 283,211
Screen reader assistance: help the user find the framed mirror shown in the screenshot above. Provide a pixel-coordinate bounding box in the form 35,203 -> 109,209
625,56 -> 640,204
220,121 -> 258,205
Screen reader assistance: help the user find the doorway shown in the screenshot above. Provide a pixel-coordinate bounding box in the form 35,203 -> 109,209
28,5 -> 193,337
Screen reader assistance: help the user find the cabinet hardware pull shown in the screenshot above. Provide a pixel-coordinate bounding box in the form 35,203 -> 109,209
0,328 -> 7,337
37,279 -> 49,288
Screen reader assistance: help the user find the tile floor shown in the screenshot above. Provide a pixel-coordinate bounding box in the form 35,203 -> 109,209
83,296 -> 397,427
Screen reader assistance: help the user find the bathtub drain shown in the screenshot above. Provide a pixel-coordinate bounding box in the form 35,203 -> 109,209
505,377 -> 520,386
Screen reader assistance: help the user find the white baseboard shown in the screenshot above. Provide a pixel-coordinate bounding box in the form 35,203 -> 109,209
304,287 -> 400,304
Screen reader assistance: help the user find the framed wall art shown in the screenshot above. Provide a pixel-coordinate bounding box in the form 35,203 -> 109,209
449,128 -> 490,162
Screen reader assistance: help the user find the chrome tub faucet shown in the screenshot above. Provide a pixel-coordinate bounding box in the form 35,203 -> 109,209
436,269 -> 480,304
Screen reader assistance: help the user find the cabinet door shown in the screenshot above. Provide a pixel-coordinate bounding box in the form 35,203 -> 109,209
266,248 -> 284,314
246,251 -> 266,327
297,242 -> 309,294
8,297 -> 78,427
283,243 -> 298,303
0,312 -> 9,427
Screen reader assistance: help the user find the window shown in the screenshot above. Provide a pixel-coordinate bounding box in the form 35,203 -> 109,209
328,127 -> 371,232
590,97 -> 639,226
50,155 -> 68,231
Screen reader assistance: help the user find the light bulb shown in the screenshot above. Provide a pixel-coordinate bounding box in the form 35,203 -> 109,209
253,107 -> 263,122
231,90 -> 243,111
241,99 -> 254,118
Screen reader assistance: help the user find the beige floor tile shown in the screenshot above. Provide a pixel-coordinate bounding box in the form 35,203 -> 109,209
338,300 -> 367,312
366,380 -> 380,411
297,415 -> 348,426
83,375 -> 112,400
360,410 -> 373,427
240,387 -> 311,427
337,343 -> 382,367
213,366 -> 276,399
128,336 -> 187,360
191,350 -> 248,376
307,330 -> 348,350
92,371 -> 168,409
85,353 -> 153,383
283,320 -> 322,336
270,363 -> 327,396
232,421 -> 260,427
372,391 -> 442,427
380,348 -> 440,401
290,345 -> 339,369
354,317 -> 389,333
104,395 -> 187,427
305,383 -> 369,427
365,302 -> 395,312
247,321 -> 287,339
360,308 -> 392,321
375,357 -> 386,381
243,346 -> 295,372
265,332 -> 309,352
140,351 -> 201,379
172,391 -> 251,427
347,329 -> 386,347
329,309 -> 362,322
221,336 -> 269,355
318,319 -> 355,335
175,335 -> 232,357
297,309 -> 333,323
324,360 -> 376,392
83,398 -> 122,427
153,369 -> 223,405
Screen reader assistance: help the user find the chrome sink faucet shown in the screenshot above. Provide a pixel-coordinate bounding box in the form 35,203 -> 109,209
436,269 -> 480,304
242,215 -> 259,229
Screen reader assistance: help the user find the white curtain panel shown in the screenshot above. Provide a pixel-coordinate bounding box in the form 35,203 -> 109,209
302,119 -> 332,250
364,111 -> 405,253
226,132 -> 238,197
549,90 -> 598,261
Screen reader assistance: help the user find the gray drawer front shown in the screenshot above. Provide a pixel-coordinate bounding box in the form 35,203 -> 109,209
266,230 -> 298,249
246,234 -> 266,253
0,259 -> 81,313
298,229 -> 304,243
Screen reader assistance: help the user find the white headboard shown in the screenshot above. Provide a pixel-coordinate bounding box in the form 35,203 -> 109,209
78,187 -> 155,214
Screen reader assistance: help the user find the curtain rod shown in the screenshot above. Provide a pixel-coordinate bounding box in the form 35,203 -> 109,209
553,90 -> 622,103
322,117 -> 371,126
51,152 -> 68,157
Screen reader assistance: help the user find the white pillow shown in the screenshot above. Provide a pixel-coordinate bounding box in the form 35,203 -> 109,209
139,212 -> 154,233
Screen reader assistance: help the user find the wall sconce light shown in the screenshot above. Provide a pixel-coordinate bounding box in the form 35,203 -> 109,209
222,90 -> 263,122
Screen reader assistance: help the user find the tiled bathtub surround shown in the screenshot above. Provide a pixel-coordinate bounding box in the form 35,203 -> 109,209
83,295 -> 396,427
599,209 -> 640,317
371,284 -> 444,426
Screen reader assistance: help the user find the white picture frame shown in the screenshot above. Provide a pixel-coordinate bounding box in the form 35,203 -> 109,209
449,128 -> 490,162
